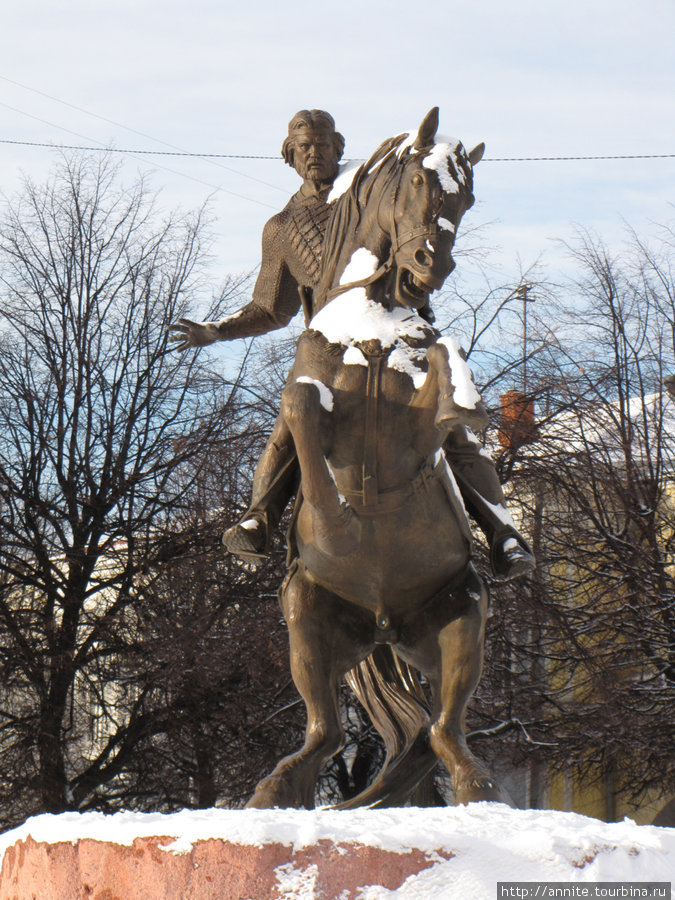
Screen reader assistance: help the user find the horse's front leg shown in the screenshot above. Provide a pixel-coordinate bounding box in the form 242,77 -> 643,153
425,340 -> 489,435
281,378 -> 361,556
247,563 -> 374,809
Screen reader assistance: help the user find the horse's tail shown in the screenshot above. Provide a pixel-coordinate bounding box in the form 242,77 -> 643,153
334,645 -> 437,809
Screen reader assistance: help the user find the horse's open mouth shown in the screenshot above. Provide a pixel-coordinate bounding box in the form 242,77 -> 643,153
397,268 -> 434,306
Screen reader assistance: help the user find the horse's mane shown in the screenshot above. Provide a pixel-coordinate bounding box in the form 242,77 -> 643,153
315,133 -> 408,309
315,131 -> 476,311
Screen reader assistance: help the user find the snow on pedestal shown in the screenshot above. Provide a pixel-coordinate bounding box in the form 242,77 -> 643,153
0,804 -> 673,899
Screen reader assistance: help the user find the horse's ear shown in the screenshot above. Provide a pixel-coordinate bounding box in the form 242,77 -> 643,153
414,107 -> 439,149
468,142 -> 485,166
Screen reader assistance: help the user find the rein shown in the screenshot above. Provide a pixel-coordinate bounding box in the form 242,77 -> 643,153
324,252 -> 394,303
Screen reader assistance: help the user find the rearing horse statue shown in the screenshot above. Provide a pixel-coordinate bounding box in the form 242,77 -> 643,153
247,108 -> 508,809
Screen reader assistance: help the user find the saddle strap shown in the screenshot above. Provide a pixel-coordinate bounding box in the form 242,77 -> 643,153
362,350 -> 384,507
343,459 -> 432,517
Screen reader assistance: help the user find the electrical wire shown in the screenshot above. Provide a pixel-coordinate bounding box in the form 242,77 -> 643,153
0,136 -> 278,159
1,137 -> 672,163
486,154 -> 675,162
0,75 -> 675,180
2,74 -> 673,167
0,102 -> 279,210
0,74 -> 287,191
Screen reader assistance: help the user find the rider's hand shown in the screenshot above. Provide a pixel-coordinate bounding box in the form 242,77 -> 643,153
167,318 -> 219,352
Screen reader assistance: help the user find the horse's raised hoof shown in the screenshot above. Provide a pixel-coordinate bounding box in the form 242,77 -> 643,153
222,516 -> 268,562
435,397 -> 489,433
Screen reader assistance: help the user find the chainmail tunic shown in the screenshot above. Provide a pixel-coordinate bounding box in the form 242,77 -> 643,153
218,187 -> 332,340
285,192 -> 333,288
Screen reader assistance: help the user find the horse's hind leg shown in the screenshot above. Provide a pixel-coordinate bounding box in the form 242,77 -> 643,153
429,569 -> 507,804
246,563 -> 373,809
399,567 -> 507,805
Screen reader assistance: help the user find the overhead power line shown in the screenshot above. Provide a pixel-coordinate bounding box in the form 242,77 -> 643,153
486,154 -> 675,162
0,138 -> 278,159
1,137 -> 673,163
0,104 -> 280,210
1,73 -> 673,191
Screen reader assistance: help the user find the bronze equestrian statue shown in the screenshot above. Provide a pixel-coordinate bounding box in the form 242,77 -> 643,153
169,109 -> 534,583
171,108 -> 533,808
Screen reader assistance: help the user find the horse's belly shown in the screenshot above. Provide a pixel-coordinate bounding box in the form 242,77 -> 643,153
296,477 -> 470,614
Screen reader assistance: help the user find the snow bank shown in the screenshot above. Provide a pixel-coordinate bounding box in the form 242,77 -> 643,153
1,804 -> 672,898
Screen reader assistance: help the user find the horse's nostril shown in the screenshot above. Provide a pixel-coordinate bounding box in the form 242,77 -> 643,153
414,248 -> 432,267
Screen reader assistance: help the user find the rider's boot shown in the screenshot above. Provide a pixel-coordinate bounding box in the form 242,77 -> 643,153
443,426 -> 535,581
222,510 -> 269,561
222,414 -> 299,563
491,531 -> 535,580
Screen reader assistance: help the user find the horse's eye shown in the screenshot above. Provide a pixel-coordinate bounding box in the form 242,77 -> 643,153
411,173 -> 425,187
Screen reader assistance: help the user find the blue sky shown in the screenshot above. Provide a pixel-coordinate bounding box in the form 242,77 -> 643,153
1,0 -> 674,310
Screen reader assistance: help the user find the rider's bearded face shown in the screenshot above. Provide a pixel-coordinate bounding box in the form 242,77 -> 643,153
292,130 -> 339,185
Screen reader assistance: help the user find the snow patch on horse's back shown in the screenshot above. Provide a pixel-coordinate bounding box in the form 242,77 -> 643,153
339,247 -> 380,286
343,345 -> 368,367
311,247 -> 428,348
311,295 -> 428,352
310,248 -> 432,385
296,376 -> 334,412
389,346 -> 429,388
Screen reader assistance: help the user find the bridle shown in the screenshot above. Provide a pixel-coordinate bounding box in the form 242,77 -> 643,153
324,145 -> 465,303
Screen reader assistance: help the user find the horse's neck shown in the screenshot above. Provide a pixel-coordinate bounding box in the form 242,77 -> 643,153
315,187 -> 387,312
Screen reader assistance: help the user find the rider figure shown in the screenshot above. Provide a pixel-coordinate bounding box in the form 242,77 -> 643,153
169,110 -> 534,580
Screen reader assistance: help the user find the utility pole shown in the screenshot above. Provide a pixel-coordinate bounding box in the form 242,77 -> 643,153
515,282 -> 543,809
517,283 -> 536,393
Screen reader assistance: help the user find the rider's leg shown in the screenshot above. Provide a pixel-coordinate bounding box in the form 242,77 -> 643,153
422,343 -> 533,579
222,413 -> 298,559
444,426 -> 535,579
396,566 -> 507,804
246,562 -> 374,809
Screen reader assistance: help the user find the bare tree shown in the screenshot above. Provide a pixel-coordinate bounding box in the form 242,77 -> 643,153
0,154 -> 256,827
469,227 -> 675,814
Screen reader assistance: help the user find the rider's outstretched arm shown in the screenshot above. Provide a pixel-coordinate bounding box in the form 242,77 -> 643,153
168,300 -> 295,350
169,214 -> 302,350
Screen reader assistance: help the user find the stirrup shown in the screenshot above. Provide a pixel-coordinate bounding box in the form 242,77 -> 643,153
222,517 -> 268,562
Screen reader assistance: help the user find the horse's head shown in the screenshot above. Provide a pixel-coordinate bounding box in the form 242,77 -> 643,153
319,108 -> 484,313
383,108 -> 485,309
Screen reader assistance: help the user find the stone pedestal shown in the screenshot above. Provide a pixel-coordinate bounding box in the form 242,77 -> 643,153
0,834 -> 447,899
